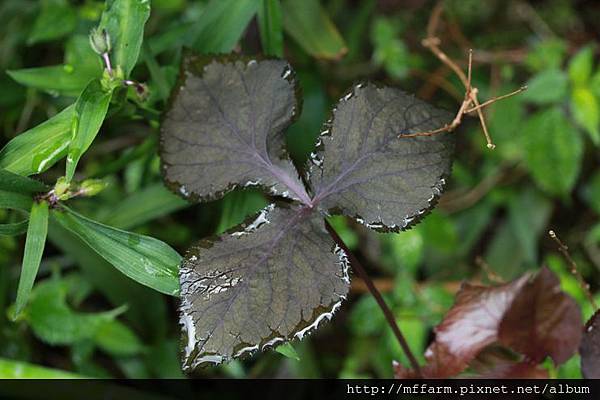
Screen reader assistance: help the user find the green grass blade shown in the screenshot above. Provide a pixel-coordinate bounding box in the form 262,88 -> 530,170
97,183 -> 188,229
258,0 -> 284,57
0,220 -> 29,236
0,190 -> 34,211
191,0 -> 259,53
282,0 -> 347,60
51,207 -> 180,296
0,358 -> 85,379
99,0 -> 151,78
65,80 -> 112,182
0,106 -> 74,176
7,66 -> 95,97
13,200 -> 49,319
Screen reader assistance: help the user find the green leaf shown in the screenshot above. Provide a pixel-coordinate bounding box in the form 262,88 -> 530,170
28,0 -> 76,45
191,0 -> 259,53
568,45 -> 595,87
0,106 -> 74,176
0,190 -> 33,212
275,343 -> 300,361
143,46 -> 171,102
97,183 -> 188,229
571,87 -> 600,144
522,69 -> 568,104
66,80 -> 112,182
522,108 -> 583,195
583,172 -> 600,215
95,319 -> 145,357
258,0 -> 284,57
13,201 -> 48,319
0,220 -> 28,236
282,0 -> 347,60
98,0 -> 151,78
25,277 -> 126,345
51,207 -> 180,295
0,169 -> 48,194
0,358 -> 85,378
7,66 -> 97,97
525,39 -> 567,72
48,222 -> 169,339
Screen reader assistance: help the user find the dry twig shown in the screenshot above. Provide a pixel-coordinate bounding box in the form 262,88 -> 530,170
400,2 -> 527,149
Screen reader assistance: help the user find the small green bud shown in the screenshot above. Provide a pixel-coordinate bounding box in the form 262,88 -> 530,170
79,179 -> 107,197
53,177 -> 71,200
89,27 -> 111,55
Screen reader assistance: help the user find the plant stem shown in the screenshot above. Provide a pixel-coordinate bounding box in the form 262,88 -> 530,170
324,219 -> 422,377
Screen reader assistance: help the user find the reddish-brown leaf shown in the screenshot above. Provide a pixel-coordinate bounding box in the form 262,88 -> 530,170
498,267 -> 582,365
581,310 -> 600,378
395,275 -> 529,378
469,346 -> 549,379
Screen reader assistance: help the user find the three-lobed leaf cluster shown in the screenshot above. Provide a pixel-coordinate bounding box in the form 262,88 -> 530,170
159,53 -> 454,370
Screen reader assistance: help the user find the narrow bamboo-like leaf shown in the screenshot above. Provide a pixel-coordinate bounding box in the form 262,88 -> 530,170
191,0 -> 259,53
13,201 -> 48,319
180,203 -> 349,369
48,222 -> 169,338
97,183 -> 188,229
7,66 -> 96,97
310,83 -> 454,231
0,358 -> 85,379
0,169 -> 48,194
98,0 -> 151,78
143,46 -> 171,102
281,0 -> 347,60
0,190 -> 33,212
0,106 -> 74,176
160,54 -> 309,204
66,80 -> 112,182
52,207 -> 180,295
258,0 -> 284,57
0,220 -> 28,236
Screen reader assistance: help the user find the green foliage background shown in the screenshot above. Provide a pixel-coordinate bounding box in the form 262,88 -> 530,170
0,0 -> 599,378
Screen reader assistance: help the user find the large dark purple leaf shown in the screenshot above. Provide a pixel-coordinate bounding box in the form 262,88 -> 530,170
498,267 -> 582,365
179,203 -> 349,370
160,54 -> 311,204
309,83 -> 454,231
581,310 -> 600,378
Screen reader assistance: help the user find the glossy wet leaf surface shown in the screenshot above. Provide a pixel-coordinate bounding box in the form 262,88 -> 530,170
179,203 -> 349,370
161,54 -> 309,204
310,83 -> 453,231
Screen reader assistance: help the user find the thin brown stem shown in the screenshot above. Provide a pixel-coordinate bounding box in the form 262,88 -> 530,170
324,220 -> 422,377
464,86 -> 528,113
549,230 -> 598,311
